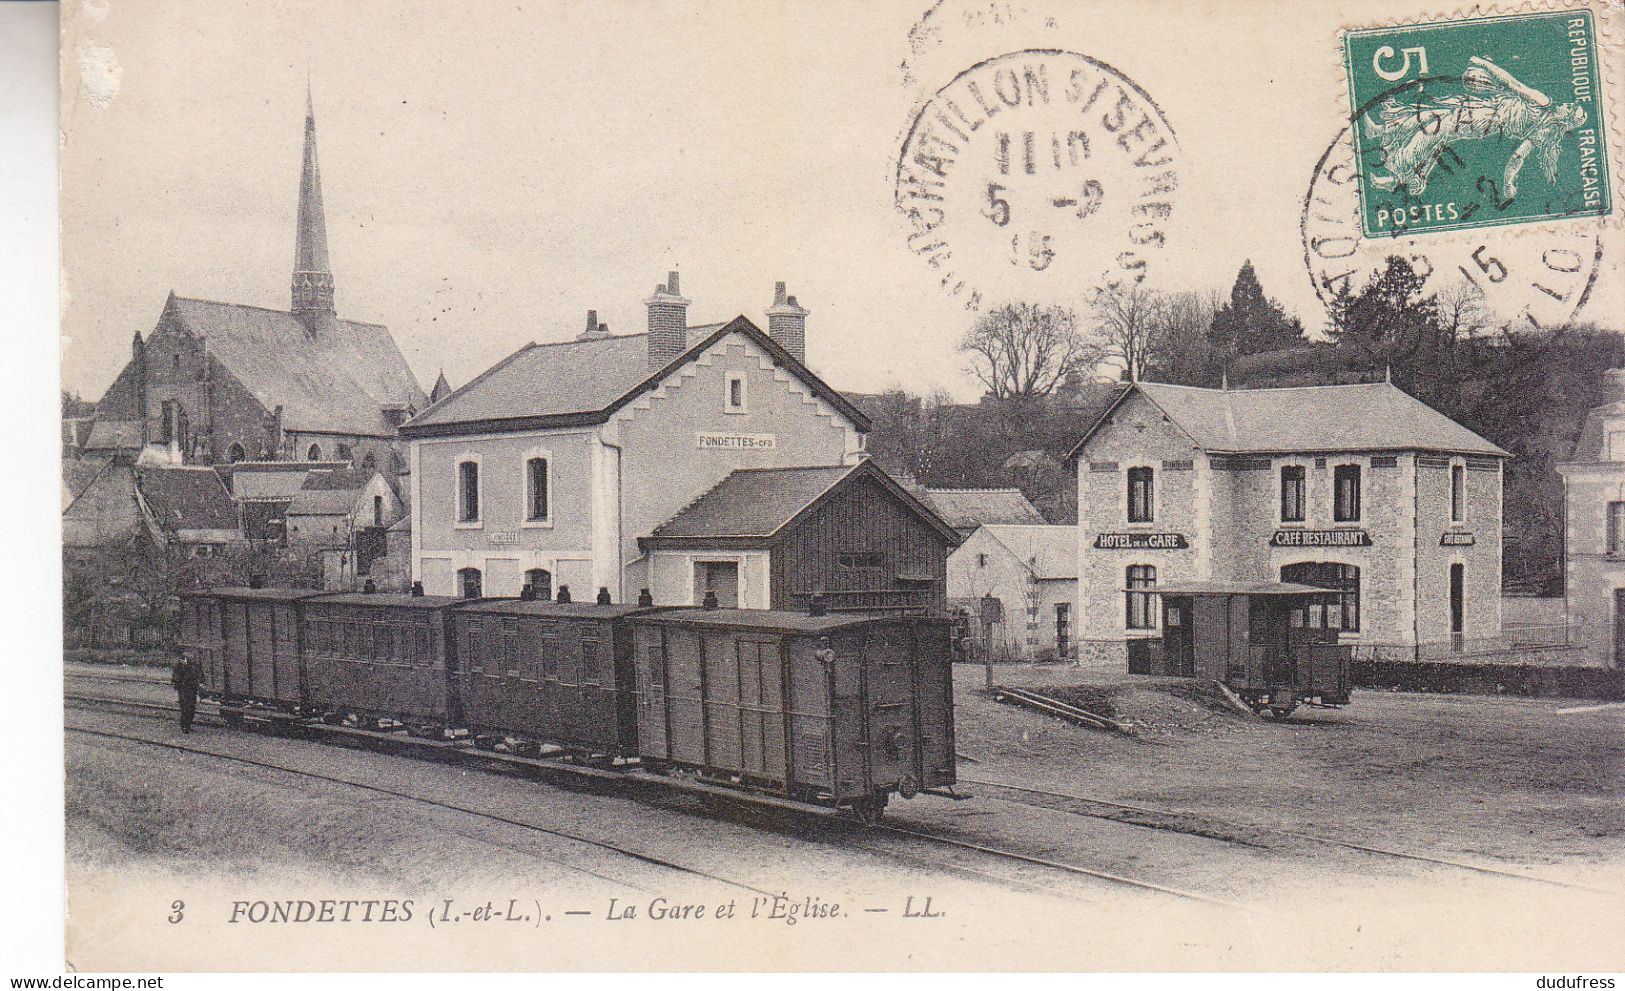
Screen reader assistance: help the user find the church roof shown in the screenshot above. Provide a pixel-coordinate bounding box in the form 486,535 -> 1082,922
402,316 -> 868,437
166,295 -> 427,437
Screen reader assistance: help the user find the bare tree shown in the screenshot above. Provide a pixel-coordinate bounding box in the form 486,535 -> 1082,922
1434,277 -> 1492,345
959,303 -> 1100,401
1090,283 -> 1167,382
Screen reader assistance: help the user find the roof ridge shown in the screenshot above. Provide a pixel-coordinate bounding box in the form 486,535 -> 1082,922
407,340 -> 541,423
1141,379 -> 1394,394
926,486 -> 1025,492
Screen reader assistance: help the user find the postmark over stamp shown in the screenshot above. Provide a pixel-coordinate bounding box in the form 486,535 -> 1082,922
1343,9 -> 1613,238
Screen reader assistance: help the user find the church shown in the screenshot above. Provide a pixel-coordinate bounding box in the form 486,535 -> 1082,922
81,91 -> 429,476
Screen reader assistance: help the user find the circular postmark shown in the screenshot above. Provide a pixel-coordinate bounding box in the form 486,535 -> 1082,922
895,49 -> 1181,311
1304,78 -> 1604,328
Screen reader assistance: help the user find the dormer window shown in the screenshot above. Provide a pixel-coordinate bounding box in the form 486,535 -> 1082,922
724,371 -> 748,414
1609,429 -> 1625,462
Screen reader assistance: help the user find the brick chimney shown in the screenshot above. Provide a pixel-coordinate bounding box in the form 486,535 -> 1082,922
577,308 -> 611,341
766,280 -> 808,362
646,270 -> 689,368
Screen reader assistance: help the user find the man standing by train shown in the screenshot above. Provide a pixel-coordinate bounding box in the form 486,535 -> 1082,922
171,652 -> 200,734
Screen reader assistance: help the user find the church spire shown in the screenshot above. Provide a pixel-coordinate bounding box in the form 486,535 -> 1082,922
291,80 -> 335,324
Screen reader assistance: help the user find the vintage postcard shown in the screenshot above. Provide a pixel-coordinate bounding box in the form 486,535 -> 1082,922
57,0 -> 1625,974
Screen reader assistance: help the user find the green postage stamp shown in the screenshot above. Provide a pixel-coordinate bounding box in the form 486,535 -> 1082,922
1343,9 -> 1612,237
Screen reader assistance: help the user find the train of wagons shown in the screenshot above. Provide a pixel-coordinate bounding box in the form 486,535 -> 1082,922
178,584 -> 958,823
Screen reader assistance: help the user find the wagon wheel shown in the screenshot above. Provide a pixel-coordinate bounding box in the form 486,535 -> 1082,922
851,796 -> 887,826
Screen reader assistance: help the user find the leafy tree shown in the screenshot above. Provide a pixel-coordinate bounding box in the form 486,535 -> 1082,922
1208,260 -> 1304,356
960,303 -> 1100,401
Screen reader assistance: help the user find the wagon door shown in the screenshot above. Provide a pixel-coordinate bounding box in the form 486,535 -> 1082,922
859,626 -> 918,796
635,625 -> 670,760
733,638 -> 787,786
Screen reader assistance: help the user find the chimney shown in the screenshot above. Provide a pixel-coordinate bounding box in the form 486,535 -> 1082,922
766,280 -> 809,362
1605,369 -> 1625,403
596,586 -> 612,605
645,270 -> 690,368
556,584 -> 572,603
577,309 -> 610,341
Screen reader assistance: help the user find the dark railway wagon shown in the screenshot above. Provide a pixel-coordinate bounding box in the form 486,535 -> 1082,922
299,592 -> 467,731
631,608 -> 956,821
450,600 -> 649,754
1157,580 -> 1353,717
179,587 -> 326,708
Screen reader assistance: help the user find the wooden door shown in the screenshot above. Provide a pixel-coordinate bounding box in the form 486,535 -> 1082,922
1161,597 -> 1195,677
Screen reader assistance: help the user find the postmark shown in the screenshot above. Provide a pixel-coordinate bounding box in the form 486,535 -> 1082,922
1342,9 -> 1613,238
1302,120 -> 1604,327
894,49 -> 1180,310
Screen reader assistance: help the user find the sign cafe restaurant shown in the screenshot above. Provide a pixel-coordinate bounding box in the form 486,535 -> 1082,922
1067,381 -> 1509,665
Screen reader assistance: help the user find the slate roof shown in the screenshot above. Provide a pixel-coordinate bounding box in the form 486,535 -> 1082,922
165,296 -> 426,437
1568,401 -> 1625,462
921,487 -> 1047,532
287,468 -> 376,516
401,316 -> 868,437
649,465 -> 856,540
980,524 -> 1078,580
133,466 -> 240,532
1068,382 -> 1509,460
643,461 -> 959,547
84,361 -> 145,451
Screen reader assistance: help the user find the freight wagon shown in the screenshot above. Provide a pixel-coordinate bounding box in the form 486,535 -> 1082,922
179,587 -> 327,713
630,607 -> 956,822
177,587 -> 959,822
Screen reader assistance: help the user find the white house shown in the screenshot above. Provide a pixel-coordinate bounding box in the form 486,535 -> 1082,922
947,524 -> 1079,660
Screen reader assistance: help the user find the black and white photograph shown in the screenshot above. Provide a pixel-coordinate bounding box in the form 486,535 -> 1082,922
14,0 -> 1625,976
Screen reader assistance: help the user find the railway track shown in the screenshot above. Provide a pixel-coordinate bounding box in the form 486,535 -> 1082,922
64,691 -> 1234,905
66,709 -> 775,898
959,774 -> 1621,896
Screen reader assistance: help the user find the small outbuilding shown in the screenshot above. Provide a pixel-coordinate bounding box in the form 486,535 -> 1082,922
639,460 -> 960,612
947,524 -> 1078,660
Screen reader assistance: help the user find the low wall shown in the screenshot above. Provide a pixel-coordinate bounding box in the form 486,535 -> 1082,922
1501,594 -> 1565,627
1354,660 -> 1625,700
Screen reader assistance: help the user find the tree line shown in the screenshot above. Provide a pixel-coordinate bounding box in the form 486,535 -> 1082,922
856,258 -> 1623,593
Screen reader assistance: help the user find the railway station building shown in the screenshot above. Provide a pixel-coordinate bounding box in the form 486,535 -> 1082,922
1556,369 -> 1625,667
1066,381 -> 1509,666
401,275 -> 954,606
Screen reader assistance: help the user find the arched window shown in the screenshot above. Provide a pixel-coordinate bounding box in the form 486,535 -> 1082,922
458,567 -> 483,599
336,442 -> 353,462
458,460 -> 480,523
526,456 -> 550,521
307,443 -> 322,461
1282,562 -> 1360,632
525,568 -> 552,601
360,451 -> 376,473
226,442 -> 246,464
373,494 -> 384,527
1125,565 -> 1158,630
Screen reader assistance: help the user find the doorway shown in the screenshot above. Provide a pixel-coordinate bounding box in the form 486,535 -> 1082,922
693,560 -> 740,609
1450,563 -> 1465,651
1614,590 -> 1625,667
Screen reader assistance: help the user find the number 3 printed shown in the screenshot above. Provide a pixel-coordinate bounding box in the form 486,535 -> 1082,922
168,899 -> 185,924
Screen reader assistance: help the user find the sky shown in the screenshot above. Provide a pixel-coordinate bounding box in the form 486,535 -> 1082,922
59,0 -> 1624,404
